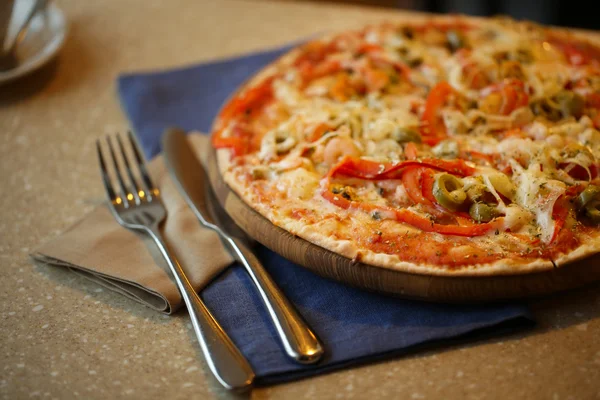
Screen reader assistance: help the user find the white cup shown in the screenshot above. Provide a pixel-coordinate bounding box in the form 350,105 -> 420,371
1,0 -> 16,53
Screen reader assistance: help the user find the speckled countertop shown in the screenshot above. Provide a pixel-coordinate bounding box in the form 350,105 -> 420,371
1,0 -> 600,399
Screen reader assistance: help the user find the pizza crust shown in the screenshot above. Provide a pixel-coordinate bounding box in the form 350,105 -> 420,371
216,154 -> 558,277
212,14 -> 600,278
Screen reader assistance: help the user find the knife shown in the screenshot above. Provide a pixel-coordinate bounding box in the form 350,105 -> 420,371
162,127 -> 324,364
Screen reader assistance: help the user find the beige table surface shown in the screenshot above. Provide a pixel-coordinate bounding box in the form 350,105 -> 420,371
1,0 -> 600,399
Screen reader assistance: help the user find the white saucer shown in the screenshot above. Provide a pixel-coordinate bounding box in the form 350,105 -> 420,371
0,1 -> 68,85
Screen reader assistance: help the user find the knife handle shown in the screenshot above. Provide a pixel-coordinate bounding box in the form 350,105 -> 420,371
147,226 -> 255,391
228,237 -> 324,364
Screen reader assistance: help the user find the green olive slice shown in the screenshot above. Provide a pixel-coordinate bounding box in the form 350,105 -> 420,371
392,127 -> 422,143
433,173 -> 467,211
553,90 -> 585,119
530,99 -> 562,121
469,203 -> 499,223
576,185 -> 600,210
514,48 -> 533,64
446,30 -> 467,52
584,199 -> 600,224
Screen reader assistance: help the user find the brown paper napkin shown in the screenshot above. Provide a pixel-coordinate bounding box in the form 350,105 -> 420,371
31,134 -> 234,314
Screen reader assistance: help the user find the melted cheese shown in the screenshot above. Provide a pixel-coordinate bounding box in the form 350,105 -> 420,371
276,168 -> 320,200
512,163 -> 566,242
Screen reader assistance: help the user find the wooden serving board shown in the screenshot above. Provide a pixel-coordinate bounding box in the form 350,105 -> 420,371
204,17 -> 600,303
206,149 -> 600,303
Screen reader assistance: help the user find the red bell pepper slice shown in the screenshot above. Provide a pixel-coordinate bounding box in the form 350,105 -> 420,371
594,114 -> 600,130
327,156 -> 476,180
550,196 -> 570,243
214,76 -> 278,157
356,43 -> 383,55
218,77 -> 276,123
212,124 -> 253,157
560,162 -> 593,181
586,92 -> 600,109
480,79 -> 529,116
419,168 -> 438,204
293,41 -> 338,68
307,122 -> 335,142
462,63 -> 490,90
298,59 -> 343,86
404,142 -> 418,160
420,81 -> 455,145
547,35 -> 600,66
401,167 -> 435,207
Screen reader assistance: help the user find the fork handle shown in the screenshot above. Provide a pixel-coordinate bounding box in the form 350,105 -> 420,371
147,227 -> 255,391
227,237 -> 324,364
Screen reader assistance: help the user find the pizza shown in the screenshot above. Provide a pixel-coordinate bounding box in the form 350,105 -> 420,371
211,15 -> 600,276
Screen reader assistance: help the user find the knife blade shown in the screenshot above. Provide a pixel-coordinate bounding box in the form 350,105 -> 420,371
162,127 -> 324,364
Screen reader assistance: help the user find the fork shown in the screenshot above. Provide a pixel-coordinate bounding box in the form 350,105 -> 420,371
96,132 -> 255,391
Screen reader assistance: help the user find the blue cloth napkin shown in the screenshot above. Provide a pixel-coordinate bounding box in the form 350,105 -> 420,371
118,45 -> 533,384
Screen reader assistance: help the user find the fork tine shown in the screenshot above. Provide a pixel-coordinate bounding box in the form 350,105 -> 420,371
96,139 -> 117,203
127,131 -> 156,198
107,135 -> 131,207
116,133 -> 142,204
